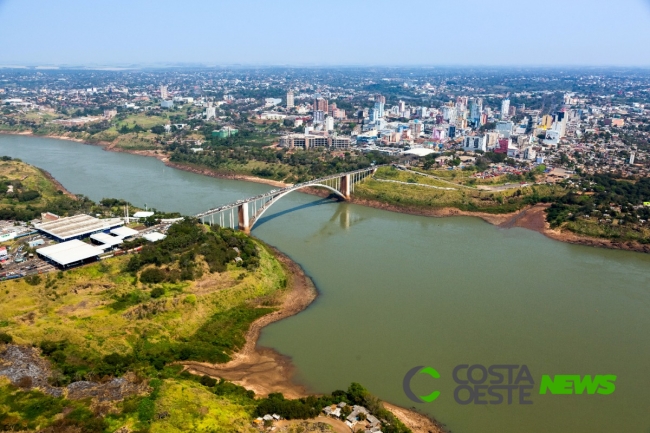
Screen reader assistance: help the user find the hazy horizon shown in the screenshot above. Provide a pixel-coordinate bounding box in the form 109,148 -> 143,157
1,0 -> 650,67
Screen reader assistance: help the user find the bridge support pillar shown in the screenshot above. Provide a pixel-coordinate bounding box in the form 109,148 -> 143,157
340,174 -> 351,200
238,203 -> 250,234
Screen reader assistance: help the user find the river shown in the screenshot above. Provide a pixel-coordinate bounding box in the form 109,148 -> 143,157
1,135 -> 649,433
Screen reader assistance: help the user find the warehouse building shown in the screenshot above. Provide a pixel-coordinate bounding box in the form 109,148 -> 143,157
36,240 -> 105,269
34,214 -> 124,242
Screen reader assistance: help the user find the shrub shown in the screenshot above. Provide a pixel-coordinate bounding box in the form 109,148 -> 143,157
0,332 -> 13,344
140,267 -> 166,284
150,287 -> 165,298
24,275 -> 41,286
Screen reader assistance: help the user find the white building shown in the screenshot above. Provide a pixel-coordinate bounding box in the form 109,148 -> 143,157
544,129 -> 561,147
325,116 -> 334,131
501,99 -> 510,120
286,91 -> 294,109
161,100 -> 174,109
523,146 -> 537,160
160,85 -> 168,100
260,112 -> 286,120
265,98 -> 282,108
205,102 -> 216,120
462,135 -> 487,152
279,133 -> 351,149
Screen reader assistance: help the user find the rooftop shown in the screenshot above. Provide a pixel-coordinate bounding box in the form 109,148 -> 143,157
36,240 -> 104,266
35,214 -> 123,241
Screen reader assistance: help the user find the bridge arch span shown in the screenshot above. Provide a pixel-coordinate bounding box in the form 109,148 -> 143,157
250,183 -> 344,230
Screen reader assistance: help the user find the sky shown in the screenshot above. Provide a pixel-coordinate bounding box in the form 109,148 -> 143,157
1,0 -> 650,67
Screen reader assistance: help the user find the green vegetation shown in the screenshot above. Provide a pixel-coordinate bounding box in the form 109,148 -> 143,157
546,174 -> 650,242
357,166 -> 564,214
0,378 -> 107,432
254,383 -> 411,433
125,218 -> 260,279
0,217 -> 292,431
1,220 -> 285,384
169,146 -> 393,183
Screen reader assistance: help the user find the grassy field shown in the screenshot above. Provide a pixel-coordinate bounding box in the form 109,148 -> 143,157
115,114 -> 169,130
1,238 -> 286,365
564,218 -> 650,242
0,223 -> 288,432
356,166 -> 565,214
0,158 -> 66,212
149,379 -> 256,433
112,132 -> 161,150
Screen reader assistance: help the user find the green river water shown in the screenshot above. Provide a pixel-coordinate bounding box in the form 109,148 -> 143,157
0,135 -> 648,433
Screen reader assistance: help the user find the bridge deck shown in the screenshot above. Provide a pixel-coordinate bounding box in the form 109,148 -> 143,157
195,166 -> 380,219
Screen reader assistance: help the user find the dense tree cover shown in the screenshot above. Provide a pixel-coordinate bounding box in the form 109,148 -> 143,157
125,218 -> 259,280
254,383 -> 411,433
546,174 -> 650,231
170,146 -> 393,182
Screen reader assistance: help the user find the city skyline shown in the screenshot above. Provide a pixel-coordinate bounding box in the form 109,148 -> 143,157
2,0 -> 650,67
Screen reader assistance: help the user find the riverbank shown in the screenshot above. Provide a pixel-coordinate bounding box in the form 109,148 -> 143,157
350,197 -> 650,254
2,130 -> 647,254
37,168 -> 76,199
0,130 -> 291,188
182,246 -> 317,399
182,246 -> 446,433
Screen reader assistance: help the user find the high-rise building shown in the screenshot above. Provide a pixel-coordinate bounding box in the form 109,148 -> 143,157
397,100 -> 406,113
369,108 -> 379,123
553,111 -> 568,137
328,102 -> 337,116
409,120 -> 422,137
541,114 -> 553,129
325,116 -> 334,131
462,135 -> 487,152
313,110 -> 325,124
314,97 -> 328,114
286,91 -> 294,109
469,98 -> 483,126
376,94 -> 386,104
456,96 -> 468,112
374,101 -> 385,119
501,99 -> 510,120
160,85 -> 168,100
205,102 -> 216,120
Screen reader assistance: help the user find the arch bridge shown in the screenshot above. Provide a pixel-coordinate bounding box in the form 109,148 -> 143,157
195,166 -> 379,233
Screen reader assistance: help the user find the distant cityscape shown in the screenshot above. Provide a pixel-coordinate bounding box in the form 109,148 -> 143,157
1,68 -> 647,182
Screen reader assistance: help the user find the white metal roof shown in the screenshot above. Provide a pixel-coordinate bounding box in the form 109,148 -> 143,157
143,232 -> 166,242
90,232 -> 123,248
34,214 -> 123,241
36,240 -> 104,266
403,148 -> 436,157
110,226 -> 139,238
133,211 -> 154,218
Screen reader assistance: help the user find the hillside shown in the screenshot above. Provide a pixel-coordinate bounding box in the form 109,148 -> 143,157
0,220 -> 289,432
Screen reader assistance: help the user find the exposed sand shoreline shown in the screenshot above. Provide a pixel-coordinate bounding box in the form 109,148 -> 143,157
181,246 -> 446,433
